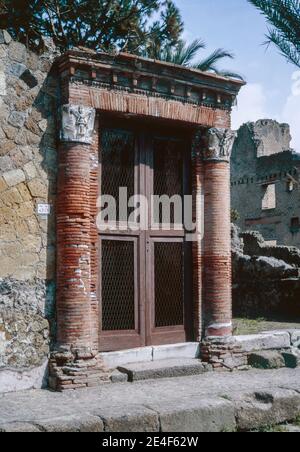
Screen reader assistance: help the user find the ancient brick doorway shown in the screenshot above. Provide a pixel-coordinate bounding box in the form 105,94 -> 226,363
98,120 -> 193,352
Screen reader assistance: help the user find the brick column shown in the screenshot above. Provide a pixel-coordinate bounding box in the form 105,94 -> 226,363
56,140 -> 92,349
192,130 -> 205,341
202,128 -> 236,337
50,105 -> 109,390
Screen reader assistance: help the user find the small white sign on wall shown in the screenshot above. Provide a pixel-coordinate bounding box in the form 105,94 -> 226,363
37,203 -> 51,216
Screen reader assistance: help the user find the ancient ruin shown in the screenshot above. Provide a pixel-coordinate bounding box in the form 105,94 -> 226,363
0,31 -> 245,392
231,119 -> 300,247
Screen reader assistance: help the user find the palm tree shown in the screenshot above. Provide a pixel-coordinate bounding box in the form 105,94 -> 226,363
248,0 -> 300,68
145,39 -> 243,80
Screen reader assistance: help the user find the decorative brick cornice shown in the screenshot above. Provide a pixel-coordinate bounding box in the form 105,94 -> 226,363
55,51 -> 245,112
203,128 -> 236,163
60,104 -> 96,144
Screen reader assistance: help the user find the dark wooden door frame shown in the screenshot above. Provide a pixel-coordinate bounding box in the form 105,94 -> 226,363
98,119 -> 194,352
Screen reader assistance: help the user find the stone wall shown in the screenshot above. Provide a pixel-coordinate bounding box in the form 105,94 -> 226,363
232,225 -> 300,319
0,30 -> 59,388
231,119 -> 300,248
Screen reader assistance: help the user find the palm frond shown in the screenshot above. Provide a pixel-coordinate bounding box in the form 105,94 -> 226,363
248,0 -> 300,68
171,39 -> 206,66
194,48 -> 234,71
213,69 -> 245,81
268,27 -> 300,67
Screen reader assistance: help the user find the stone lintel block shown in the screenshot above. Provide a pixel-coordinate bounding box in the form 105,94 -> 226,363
100,347 -> 153,369
152,342 -> 200,360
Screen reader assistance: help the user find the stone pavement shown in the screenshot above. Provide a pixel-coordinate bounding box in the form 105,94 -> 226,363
1,368 -> 300,432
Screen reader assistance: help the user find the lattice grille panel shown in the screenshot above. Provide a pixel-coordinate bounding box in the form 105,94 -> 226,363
101,129 -> 135,221
154,242 -> 184,327
153,138 -> 184,224
102,240 -> 135,331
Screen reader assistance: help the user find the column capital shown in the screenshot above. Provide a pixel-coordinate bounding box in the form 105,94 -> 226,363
59,104 -> 96,144
203,127 -> 236,163
191,128 -> 203,159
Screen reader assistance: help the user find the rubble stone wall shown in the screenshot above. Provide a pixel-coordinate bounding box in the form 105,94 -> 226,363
231,119 -> 300,248
0,30 -> 59,381
232,225 -> 300,318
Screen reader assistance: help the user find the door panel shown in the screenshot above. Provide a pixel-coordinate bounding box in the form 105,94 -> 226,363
101,238 -> 136,332
154,240 -> 184,328
99,235 -> 144,352
99,122 -> 193,352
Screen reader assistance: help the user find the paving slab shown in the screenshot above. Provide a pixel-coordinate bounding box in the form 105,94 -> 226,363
233,388 -> 300,431
147,397 -> 236,433
118,359 -> 208,381
1,368 -> 300,432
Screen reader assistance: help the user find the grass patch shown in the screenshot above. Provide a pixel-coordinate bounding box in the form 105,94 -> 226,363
293,416 -> 300,426
252,424 -> 287,433
233,318 -> 300,336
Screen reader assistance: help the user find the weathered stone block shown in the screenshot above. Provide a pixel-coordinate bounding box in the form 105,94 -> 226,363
0,71 -> 6,96
0,30 -> 12,45
149,397 -> 236,433
0,139 -> 15,155
27,179 -> 47,198
1,187 -> 24,205
8,41 -> 26,63
152,342 -> 200,360
100,347 -> 153,369
3,169 -> 26,187
0,155 -> 13,172
234,332 -> 291,352
36,415 -> 104,433
7,62 -> 26,78
291,330 -> 300,348
248,351 -> 285,369
282,351 -> 300,369
110,370 -> 128,383
235,389 -> 300,431
98,405 -> 159,432
0,422 -> 40,432
20,69 -> 38,89
0,177 -> 8,192
8,111 -> 26,128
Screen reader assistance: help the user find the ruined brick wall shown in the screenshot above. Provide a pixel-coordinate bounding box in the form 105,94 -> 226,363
231,120 -> 300,248
232,225 -> 300,319
0,30 -> 59,376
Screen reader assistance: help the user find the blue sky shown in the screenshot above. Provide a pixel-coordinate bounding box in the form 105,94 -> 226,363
173,0 -> 300,150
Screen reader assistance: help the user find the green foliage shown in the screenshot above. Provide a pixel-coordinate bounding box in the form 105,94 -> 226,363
0,0 -> 241,78
248,0 -> 300,68
0,0 -> 183,53
150,38 -> 243,79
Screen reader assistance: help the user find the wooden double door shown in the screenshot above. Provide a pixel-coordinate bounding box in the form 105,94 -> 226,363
99,120 -> 193,352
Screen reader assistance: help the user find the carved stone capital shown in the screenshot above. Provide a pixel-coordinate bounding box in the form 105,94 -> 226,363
60,104 -> 96,144
203,127 -> 236,162
191,128 -> 203,159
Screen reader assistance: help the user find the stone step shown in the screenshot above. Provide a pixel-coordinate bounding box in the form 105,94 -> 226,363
117,358 -> 210,382
100,342 -> 200,369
